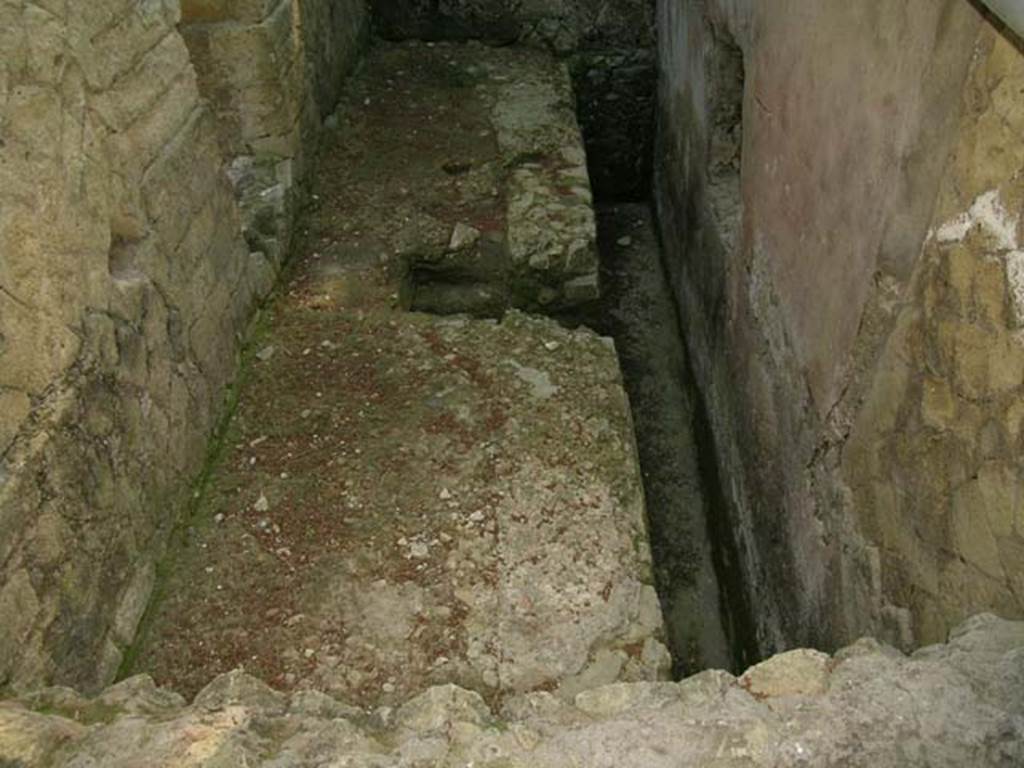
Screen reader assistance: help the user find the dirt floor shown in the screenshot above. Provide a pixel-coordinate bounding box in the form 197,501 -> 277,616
124,42 -> 667,709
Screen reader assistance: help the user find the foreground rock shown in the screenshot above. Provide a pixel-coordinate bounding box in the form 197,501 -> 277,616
3,614 -> 1021,766
127,304 -> 665,705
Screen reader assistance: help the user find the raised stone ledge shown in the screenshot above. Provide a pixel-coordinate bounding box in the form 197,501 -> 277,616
328,42 -> 600,318
2,613 -> 1020,766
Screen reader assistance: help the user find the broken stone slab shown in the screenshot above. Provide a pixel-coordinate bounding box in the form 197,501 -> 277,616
3,613 -> 1021,766
129,306 -> 667,706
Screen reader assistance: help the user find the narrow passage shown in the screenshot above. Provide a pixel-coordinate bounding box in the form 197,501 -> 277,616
125,42 -> 669,707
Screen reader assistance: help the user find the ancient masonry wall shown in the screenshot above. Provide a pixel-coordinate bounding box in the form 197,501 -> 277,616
655,0 -> 1024,656
180,0 -> 369,260
0,0 -> 365,693
370,0 -> 657,200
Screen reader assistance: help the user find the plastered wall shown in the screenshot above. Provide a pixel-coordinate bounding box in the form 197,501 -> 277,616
655,0 -> 1023,653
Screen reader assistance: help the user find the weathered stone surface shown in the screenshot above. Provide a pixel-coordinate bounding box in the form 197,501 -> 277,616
123,42 -> 654,703
844,30 -> 1024,645
180,0 -> 368,163
739,648 -> 830,699
180,0 -> 370,271
369,0 -> 658,201
127,299 -> 667,703
0,1 -> 275,692
3,614 -> 1021,766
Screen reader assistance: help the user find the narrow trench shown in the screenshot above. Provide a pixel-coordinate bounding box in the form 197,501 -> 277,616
582,203 -> 756,676
119,40 -> 756,701
572,45 -> 759,676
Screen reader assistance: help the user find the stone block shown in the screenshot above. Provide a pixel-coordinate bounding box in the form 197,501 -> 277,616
738,648 -> 831,698
180,0 -> 306,158
946,322 -> 1024,398
950,481 -> 1006,581
920,376 -> 957,430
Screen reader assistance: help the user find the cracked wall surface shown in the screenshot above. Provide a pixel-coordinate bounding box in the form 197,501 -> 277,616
844,30 -> 1024,646
656,0 -> 1024,655
0,0 -> 286,693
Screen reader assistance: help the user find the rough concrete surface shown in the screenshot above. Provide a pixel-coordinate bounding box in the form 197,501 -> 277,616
3,614 -> 1022,766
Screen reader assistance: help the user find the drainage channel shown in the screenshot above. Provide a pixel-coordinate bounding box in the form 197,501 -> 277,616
572,66 -> 758,675
577,203 -> 753,676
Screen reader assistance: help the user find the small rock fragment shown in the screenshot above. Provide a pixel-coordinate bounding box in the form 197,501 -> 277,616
449,223 -> 480,251
740,648 -> 831,698
409,542 -> 430,559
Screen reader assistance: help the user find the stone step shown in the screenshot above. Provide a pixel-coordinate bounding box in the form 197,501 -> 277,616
317,41 -> 599,318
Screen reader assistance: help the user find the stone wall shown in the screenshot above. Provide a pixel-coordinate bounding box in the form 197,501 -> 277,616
0,0 -> 368,694
180,0 -> 369,260
0,1 -> 275,693
844,30 -> 1024,646
655,0 -> 1024,655
370,0 -> 657,200
180,0 -> 368,162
